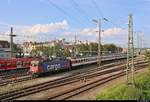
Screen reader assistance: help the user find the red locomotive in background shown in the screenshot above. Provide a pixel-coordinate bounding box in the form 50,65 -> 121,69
0,57 -> 38,72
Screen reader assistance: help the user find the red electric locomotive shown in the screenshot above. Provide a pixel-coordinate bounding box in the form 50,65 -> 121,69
0,57 -> 37,73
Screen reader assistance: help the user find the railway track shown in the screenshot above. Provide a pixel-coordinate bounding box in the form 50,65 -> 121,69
0,56 -> 143,87
0,60 -> 127,98
48,64 -> 148,100
48,71 -> 125,100
0,57 -> 148,101
0,75 -> 32,86
0,69 -> 29,77
0,58 -> 127,87
0,70 -> 32,86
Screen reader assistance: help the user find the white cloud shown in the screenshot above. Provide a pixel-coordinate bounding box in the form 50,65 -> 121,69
77,27 -> 127,47
21,20 -> 69,35
0,35 -> 9,41
1,20 -> 69,35
102,28 -> 127,37
64,32 -> 73,36
0,21 -> 128,46
79,27 -> 127,37
0,20 -> 69,43
80,28 -> 96,36
101,28 -> 127,47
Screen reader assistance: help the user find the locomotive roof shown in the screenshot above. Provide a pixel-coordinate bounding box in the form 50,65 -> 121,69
43,57 -> 67,62
31,57 -> 68,63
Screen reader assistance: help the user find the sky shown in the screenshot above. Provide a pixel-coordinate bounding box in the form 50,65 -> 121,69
0,0 -> 150,48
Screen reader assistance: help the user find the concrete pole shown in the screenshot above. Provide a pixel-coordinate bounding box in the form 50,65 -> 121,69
138,33 -> 140,55
98,19 -> 101,68
74,34 -> 77,58
10,27 -> 13,58
126,18 -> 130,84
10,27 -> 16,58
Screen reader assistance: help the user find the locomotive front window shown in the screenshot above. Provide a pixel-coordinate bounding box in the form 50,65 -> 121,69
31,61 -> 39,67
31,63 -> 37,67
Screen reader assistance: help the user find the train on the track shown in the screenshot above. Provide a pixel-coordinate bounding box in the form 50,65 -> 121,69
0,57 -> 38,72
30,53 -> 130,77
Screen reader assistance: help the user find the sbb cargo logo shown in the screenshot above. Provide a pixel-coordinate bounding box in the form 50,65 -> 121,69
47,64 -> 61,71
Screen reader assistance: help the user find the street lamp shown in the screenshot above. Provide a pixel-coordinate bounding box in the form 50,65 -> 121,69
92,18 -> 109,68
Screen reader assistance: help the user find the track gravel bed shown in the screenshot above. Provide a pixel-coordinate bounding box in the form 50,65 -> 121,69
16,63 -> 148,100
1,63 -> 128,101
68,66 -> 149,100
0,56 -> 147,101
0,59 -> 127,95
17,71 -> 123,100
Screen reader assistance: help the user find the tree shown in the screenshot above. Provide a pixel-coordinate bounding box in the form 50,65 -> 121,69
42,46 -> 53,57
12,43 -> 22,53
103,44 -> 118,53
75,43 -> 90,56
117,46 -> 123,52
12,43 -> 23,58
63,48 -> 71,57
54,43 -> 64,57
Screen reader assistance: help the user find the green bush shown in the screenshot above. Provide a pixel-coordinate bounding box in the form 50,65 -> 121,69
97,64 -> 150,100
96,84 -> 126,100
96,84 -> 142,100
